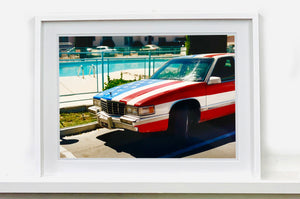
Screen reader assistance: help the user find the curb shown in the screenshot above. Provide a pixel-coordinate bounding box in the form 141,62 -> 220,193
60,105 -> 91,113
60,121 -> 100,137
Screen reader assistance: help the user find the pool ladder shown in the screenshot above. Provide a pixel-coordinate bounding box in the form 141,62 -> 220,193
77,64 -> 96,79
88,64 -> 96,78
77,65 -> 84,79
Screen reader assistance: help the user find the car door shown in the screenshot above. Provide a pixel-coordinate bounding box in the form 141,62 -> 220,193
202,56 -> 235,121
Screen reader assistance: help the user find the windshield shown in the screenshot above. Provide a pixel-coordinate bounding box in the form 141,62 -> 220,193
151,58 -> 214,81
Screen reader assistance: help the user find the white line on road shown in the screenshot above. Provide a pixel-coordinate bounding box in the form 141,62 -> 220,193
60,146 -> 77,159
159,131 -> 235,158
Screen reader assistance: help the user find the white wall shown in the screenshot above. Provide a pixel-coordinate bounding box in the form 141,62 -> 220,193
0,0 -> 299,179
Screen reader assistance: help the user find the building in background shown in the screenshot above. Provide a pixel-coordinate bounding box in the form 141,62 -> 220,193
92,36 -> 186,48
59,35 -> 234,53
59,36 -> 185,49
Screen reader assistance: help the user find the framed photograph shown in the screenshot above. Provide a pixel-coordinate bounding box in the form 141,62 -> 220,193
59,34 -> 236,159
36,13 -> 260,192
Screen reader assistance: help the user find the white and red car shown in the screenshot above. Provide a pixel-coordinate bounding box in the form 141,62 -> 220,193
89,53 -> 235,138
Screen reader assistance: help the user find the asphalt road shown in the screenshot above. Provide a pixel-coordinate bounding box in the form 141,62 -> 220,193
60,114 -> 236,159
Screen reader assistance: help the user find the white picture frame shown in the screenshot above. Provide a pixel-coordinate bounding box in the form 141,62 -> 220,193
35,12 -> 262,192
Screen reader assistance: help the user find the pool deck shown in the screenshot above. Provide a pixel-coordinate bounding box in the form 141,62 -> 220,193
59,68 -> 147,108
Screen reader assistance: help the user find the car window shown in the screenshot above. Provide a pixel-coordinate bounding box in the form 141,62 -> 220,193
210,57 -> 235,81
151,58 -> 213,81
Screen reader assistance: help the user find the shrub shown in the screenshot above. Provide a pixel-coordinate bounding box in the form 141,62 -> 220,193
103,73 -> 137,90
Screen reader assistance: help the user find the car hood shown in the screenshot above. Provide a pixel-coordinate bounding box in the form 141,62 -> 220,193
94,79 -> 205,106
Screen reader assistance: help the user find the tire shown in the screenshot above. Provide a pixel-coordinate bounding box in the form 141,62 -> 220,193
169,105 -> 194,141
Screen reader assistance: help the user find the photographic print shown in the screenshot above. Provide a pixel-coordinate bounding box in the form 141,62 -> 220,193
59,35 -> 236,159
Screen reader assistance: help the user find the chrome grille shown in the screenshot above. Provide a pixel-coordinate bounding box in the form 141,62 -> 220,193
101,99 -> 125,115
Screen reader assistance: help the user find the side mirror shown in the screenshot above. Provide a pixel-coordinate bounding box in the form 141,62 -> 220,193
208,76 -> 221,85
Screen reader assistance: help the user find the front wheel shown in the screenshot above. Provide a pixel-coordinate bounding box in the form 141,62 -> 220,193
169,105 -> 195,141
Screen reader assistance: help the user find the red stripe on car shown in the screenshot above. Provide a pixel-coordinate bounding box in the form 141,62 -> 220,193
206,81 -> 235,95
134,81 -> 234,106
119,81 -> 182,104
200,104 -> 235,121
203,53 -> 229,58
135,119 -> 169,133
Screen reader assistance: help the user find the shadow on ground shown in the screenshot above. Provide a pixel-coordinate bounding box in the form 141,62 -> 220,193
60,138 -> 79,145
96,114 -> 236,158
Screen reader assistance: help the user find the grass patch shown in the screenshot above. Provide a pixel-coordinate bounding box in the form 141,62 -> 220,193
60,112 -> 97,128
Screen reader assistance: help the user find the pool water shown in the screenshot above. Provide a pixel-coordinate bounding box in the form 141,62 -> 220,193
59,58 -> 170,77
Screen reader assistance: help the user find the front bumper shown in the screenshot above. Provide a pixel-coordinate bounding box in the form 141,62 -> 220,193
97,111 -> 139,132
88,106 -> 169,132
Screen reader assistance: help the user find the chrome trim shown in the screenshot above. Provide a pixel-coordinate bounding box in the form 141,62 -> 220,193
133,114 -> 169,125
88,106 -> 100,114
200,99 -> 235,111
97,111 -> 138,132
96,111 -> 169,132
120,115 -> 139,123
100,99 -> 125,115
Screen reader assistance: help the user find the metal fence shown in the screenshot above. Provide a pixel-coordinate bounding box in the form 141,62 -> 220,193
59,48 -> 184,106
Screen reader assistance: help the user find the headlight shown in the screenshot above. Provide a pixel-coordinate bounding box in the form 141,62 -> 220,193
126,105 -> 155,116
126,106 -> 138,115
93,98 -> 101,107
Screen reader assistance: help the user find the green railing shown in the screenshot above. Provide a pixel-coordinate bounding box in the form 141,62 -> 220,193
59,49 -> 183,105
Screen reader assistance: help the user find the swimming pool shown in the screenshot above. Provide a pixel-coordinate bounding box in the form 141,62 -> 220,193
59,58 -> 170,77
